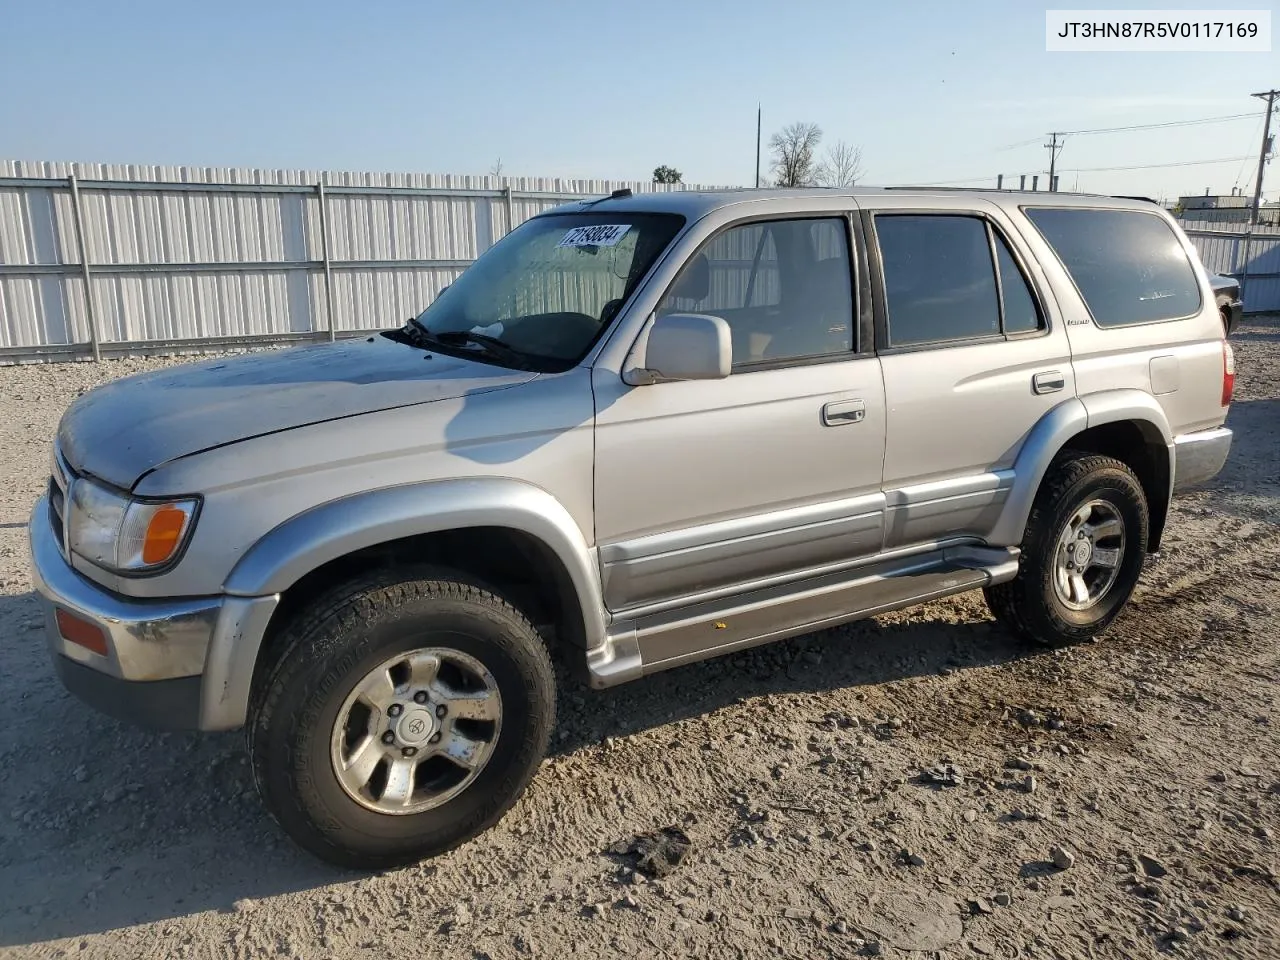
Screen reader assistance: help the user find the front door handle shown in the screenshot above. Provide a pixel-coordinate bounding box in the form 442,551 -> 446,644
1033,370 -> 1066,395
822,399 -> 865,426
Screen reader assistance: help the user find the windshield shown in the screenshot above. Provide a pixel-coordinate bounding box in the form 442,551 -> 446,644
410,212 -> 685,371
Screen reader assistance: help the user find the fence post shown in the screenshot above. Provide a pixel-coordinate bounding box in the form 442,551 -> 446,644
68,175 -> 102,361
317,182 -> 337,341
503,185 -> 515,238
1235,227 -> 1252,309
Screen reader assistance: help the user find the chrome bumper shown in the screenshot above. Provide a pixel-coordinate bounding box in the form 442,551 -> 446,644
1172,427 -> 1233,491
28,497 -> 277,731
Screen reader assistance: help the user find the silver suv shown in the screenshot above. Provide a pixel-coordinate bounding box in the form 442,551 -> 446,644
28,187 -> 1235,868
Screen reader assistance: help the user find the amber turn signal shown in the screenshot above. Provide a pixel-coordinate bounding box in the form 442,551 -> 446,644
55,608 -> 109,657
141,505 -> 189,565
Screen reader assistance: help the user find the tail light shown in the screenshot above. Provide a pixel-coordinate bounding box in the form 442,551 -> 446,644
1222,340 -> 1235,407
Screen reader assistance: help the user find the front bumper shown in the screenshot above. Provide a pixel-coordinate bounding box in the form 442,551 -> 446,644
28,496 -> 278,731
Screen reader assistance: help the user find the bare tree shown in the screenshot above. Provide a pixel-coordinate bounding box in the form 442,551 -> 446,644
814,141 -> 864,188
489,158 -> 504,177
769,122 -> 823,187
652,165 -> 683,184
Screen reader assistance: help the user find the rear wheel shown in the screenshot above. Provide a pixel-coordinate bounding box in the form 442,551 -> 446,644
985,453 -> 1148,647
248,568 -> 555,870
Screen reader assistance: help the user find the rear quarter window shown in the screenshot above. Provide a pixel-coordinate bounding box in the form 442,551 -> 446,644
1023,207 -> 1201,327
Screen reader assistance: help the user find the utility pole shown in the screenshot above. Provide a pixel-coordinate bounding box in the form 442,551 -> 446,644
1044,132 -> 1063,192
1249,89 -> 1278,226
755,104 -> 762,188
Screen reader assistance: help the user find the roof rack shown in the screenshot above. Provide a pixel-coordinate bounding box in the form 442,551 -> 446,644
883,185 -> 993,191
884,185 -> 1073,194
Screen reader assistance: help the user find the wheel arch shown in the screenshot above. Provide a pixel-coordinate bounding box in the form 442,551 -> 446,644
991,393 -> 1173,551
203,479 -> 604,731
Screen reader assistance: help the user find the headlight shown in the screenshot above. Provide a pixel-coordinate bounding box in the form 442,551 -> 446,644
67,479 -> 199,573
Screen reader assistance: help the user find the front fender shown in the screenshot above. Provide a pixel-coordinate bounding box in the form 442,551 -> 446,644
203,479 -> 605,732
222,478 -> 607,647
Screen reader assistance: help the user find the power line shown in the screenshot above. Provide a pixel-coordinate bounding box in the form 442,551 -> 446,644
1056,111 -> 1264,136
1234,111 -> 1269,191
996,137 -> 1044,152
1061,154 -> 1257,174
925,153 -> 1256,186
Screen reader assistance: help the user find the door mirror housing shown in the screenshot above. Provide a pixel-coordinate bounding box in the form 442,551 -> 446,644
627,313 -> 732,384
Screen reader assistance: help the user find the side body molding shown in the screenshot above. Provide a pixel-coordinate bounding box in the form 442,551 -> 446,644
987,392 -> 1174,547
223,477 -> 608,648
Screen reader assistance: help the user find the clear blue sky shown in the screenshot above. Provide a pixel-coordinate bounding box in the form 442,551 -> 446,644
3,0 -> 1276,202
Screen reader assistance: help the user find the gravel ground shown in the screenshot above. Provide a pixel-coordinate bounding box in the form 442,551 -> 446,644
1,320 -> 1278,960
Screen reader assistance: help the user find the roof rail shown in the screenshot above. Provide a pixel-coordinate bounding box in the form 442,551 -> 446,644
1111,195 -> 1160,204
883,185 -> 996,191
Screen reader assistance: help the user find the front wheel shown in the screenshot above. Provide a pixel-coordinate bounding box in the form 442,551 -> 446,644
985,453 -> 1149,647
248,569 -> 555,870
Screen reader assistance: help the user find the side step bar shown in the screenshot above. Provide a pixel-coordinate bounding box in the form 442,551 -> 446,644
586,545 -> 1019,688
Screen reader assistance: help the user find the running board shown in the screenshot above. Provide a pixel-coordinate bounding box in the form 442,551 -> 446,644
586,545 -> 1018,688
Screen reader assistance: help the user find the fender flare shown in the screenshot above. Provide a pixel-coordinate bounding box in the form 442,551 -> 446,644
223,476 -> 607,647
988,392 -> 1173,546
203,479 -> 607,732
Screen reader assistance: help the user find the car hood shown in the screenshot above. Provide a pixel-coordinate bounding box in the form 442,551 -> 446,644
57,336 -> 539,489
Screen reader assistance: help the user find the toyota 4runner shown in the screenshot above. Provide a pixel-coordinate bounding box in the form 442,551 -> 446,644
29,187 -> 1235,868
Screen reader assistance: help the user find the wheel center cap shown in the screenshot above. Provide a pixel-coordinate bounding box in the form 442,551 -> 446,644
395,707 -> 436,747
1075,539 -> 1092,566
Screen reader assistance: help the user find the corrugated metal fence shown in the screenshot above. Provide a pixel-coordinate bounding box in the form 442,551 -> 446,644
0,160 -> 719,362
4,162 -> 1277,364
1179,219 -> 1280,314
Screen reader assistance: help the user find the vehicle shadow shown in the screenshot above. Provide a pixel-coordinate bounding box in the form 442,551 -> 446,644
0,584 -> 1030,947
0,588 -> 339,948
549,605 -> 1033,756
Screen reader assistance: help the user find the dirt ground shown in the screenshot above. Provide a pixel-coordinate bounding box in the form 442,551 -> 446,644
0,319 -> 1277,960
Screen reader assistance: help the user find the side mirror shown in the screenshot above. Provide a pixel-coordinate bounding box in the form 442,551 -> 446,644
629,313 -> 731,384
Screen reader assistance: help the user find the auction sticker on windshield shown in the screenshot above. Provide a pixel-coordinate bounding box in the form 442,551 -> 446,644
558,224 -> 632,247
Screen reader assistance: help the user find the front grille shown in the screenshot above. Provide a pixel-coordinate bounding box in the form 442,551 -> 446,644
48,444 -> 73,557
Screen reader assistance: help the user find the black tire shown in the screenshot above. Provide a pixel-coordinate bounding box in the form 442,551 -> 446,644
984,453 -> 1148,647
248,568 -> 555,870
1220,305 -> 1233,337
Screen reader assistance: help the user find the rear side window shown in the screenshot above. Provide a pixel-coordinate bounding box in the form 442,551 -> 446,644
875,215 -> 1043,347
993,233 -> 1041,334
1023,208 -> 1201,326
877,216 -> 999,346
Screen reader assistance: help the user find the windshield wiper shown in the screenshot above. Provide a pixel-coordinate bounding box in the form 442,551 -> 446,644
385,318 -> 541,370
428,330 -> 536,369
381,316 -> 437,350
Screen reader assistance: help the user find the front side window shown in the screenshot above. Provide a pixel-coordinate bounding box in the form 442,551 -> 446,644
658,217 -> 855,367
407,213 -> 684,370
1023,207 -> 1201,326
876,214 -> 1044,347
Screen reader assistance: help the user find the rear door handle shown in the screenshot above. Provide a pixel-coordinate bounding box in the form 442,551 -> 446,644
1033,370 -> 1065,395
822,399 -> 865,426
